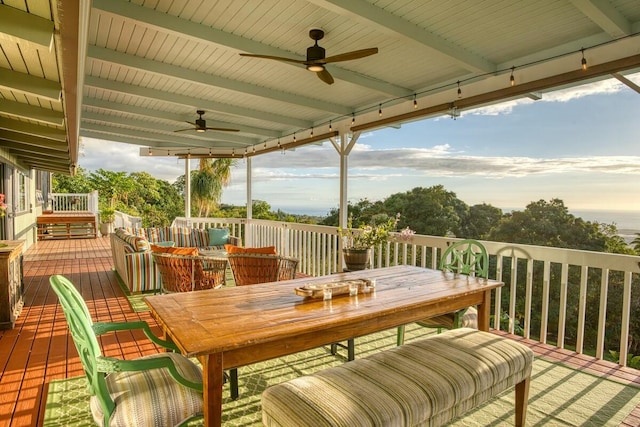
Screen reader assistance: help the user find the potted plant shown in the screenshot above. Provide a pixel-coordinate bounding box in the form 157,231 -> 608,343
338,213 -> 408,271
99,207 -> 116,236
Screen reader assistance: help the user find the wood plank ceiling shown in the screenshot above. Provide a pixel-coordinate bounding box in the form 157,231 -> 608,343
1,0 -> 639,172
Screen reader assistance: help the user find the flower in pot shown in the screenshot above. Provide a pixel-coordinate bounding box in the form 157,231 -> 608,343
99,207 -> 116,236
338,213 -> 403,271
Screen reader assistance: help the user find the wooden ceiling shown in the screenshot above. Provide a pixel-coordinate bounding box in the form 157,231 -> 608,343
1,0 -> 639,172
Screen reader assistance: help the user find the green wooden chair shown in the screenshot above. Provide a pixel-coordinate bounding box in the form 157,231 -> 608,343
50,274 -> 223,426
396,239 -> 489,346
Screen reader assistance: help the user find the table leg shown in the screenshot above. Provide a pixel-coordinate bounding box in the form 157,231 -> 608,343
202,353 -> 224,426
477,289 -> 491,332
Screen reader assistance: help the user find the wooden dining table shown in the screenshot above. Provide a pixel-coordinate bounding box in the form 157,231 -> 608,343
145,265 -> 504,426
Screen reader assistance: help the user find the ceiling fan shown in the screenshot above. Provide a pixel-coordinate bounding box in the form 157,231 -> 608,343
174,110 -> 239,133
239,29 -> 378,85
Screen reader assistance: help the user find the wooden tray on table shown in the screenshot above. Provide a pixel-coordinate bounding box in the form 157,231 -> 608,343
294,278 -> 373,298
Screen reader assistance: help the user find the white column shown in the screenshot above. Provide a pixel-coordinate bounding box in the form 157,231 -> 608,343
184,155 -> 191,227
245,157 -> 253,246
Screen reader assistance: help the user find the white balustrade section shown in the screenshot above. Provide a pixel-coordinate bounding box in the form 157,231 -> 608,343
49,193 -> 94,212
172,217 -> 640,367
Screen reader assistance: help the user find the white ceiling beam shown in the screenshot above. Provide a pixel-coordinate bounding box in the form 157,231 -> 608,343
84,75 -> 311,129
81,110 -> 259,145
0,68 -> 62,101
81,130 -> 246,151
311,0 -> 496,74
0,116 -> 66,141
88,45 -> 353,116
83,97 -> 281,138
612,72 -> 640,94
0,4 -> 54,50
80,122 -> 250,149
92,0 -> 411,98
0,99 -> 64,126
1,141 -> 70,158
15,152 -> 70,165
0,130 -> 68,151
569,0 -> 631,37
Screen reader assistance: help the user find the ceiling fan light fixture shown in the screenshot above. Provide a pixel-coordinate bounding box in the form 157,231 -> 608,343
306,64 -> 324,72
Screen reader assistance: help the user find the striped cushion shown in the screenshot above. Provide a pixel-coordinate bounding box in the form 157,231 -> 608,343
262,328 -> 533,427
90,352 -> 203,427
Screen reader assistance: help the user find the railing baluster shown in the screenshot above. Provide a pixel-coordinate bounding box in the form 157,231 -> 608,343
596,269 -> 609,360
576,265 -> 589,354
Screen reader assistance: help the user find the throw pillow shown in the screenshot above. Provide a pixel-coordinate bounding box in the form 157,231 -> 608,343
150,244 -> 199,256
224,244 -> 277,255
208,228 -> 230,246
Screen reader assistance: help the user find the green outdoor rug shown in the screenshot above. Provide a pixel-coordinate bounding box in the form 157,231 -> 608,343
44,327 -> 640,426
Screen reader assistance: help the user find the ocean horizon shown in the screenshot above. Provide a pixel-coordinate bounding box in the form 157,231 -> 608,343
278,206 -> 639,241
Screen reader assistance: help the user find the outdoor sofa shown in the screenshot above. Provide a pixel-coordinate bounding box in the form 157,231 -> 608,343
110,226 -> 239,293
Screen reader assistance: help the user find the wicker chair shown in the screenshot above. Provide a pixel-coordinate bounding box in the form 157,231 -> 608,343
227,253 -> 299,286
397,239 -> 489,346
152,252 -> 228,293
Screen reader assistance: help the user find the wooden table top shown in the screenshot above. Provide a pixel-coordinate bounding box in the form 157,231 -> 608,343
145,265 -> 503,361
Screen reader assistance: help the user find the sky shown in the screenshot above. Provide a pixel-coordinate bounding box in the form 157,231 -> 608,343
80,73 -> 640,223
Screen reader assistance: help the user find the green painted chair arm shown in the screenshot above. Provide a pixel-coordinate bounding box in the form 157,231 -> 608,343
93,321 -> 179,352
96,355 -> 203,392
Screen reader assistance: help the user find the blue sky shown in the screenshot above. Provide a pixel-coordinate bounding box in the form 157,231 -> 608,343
81,74 -> 640,219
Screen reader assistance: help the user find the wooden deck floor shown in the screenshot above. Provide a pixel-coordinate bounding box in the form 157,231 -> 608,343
1,238 -> 639,426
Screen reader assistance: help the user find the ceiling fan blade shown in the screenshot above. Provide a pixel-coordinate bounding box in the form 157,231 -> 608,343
239,53 -> 306,65
317,68 -> 334,85
174,128 -> 193,133
185,121 -> 196,125
323,48 -> 378,63
205,127 -> 240,132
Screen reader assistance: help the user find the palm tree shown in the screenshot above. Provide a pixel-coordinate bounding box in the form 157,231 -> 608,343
632,233 -> 640,254
191,158 -> 235,217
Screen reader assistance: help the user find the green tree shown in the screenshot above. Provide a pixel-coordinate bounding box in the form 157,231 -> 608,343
461,203 -> 504,239
632,233 -> 640,254
191,159 -> 236,217
52,166 -> 93,193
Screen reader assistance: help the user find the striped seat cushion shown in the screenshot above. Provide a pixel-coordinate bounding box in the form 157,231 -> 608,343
90,352 -> 203,427
262,328 -> 533,427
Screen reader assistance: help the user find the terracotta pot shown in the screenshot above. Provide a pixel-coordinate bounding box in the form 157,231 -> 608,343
342,248 -> 370,271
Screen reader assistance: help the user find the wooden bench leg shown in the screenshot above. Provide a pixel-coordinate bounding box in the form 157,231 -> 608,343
515,375 -> 530,427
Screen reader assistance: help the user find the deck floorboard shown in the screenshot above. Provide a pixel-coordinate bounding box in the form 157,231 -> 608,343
0,237 -> 638,426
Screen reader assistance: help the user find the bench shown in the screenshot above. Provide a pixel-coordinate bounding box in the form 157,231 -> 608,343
262,328 -> 534,427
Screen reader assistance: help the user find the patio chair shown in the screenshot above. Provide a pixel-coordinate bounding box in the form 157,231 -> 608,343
152,252 -> 228,293
397,239 -> 489,345
49,274 -> 209,426
227,252 -> 299,286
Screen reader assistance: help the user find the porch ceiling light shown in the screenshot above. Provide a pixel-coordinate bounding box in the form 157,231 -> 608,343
306,64 -> 324,72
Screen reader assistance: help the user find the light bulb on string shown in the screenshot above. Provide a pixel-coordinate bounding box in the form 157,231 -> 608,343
510,67 -> 515,86
413,94 -> 418,109
351,113 -> 355,126
378,104 -> 382,117
293,132 -> 296,143
457,81 -> 462,98
310,127 -> 314,137
581,48 -> 587,70
329,120 -> 332,131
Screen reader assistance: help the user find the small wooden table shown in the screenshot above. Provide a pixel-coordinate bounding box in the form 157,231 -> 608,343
145,265 -> 504,426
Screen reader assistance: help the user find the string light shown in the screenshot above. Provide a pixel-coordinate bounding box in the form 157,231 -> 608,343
252,146 -> 256,153
510,66 -> 515,86
351,113 -> 355,125
413,94 -> 418,109
457,80 -> 462,98
209,147 -> 212,156
329,120 -> 332,131
232,149 -> 235,157
149,149 -> 153,156
581,48 -> 587,70
277,138 -> 281,149
378,104 -> 382,117
310,127 -> 314,137
293,132 -> 296,143
264,141 -> 267,149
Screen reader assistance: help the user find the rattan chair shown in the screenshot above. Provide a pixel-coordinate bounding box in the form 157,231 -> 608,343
227,253 -> 299,286
152,252 -> 228,293
397,239 -> 489,345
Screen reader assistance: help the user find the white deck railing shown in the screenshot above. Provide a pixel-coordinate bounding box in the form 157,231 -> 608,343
173,217 -> 640,367
49,191 -> 98,213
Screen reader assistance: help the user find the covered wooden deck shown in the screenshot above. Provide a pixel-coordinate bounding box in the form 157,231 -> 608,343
1,238 -> 639,426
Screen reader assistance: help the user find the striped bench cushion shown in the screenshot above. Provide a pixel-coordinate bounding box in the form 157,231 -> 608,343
262,328 -> 533,427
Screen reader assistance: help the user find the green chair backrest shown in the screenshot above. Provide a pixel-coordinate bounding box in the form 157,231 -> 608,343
49,275 -> 116,422
439,239 -> 488,278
